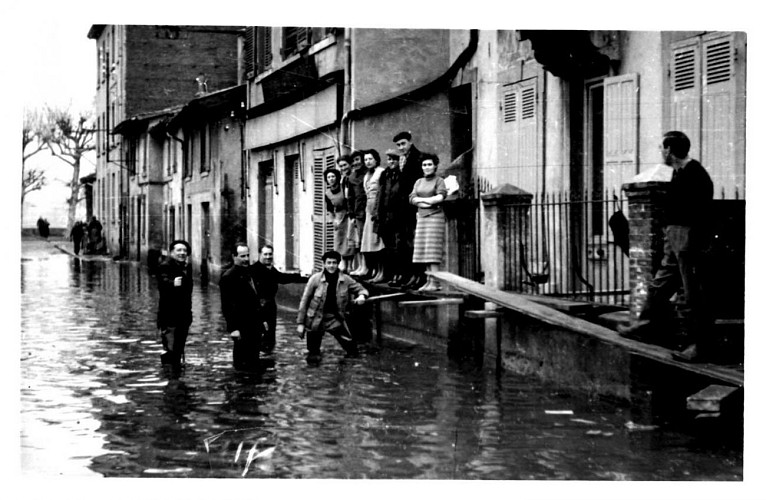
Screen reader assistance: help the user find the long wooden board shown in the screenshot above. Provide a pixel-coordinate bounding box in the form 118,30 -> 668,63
429,271 -> 743,386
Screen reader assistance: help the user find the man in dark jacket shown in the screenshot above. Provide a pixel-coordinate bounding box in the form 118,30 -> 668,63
220,242 -> 263,370
393,131 -> 424,288
251,244 -> 304,353
69,221 -> 85,255
618,131 -> 714,362
375,149 -> 403,284
157,240 -> 193,370
296,250 -> 368,363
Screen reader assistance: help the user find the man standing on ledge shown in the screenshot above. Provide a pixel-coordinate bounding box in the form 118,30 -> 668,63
157,240 -> 193,372
220,242 -> 263,371
392,131 -> 424,289
618,131 -> 714,363
296,250 -> 368,363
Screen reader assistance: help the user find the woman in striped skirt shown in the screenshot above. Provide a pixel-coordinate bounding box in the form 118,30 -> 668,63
409,153 -> 447,292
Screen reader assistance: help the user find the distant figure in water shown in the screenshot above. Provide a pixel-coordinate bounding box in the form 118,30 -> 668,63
36,217 -> 50,239
69,221 -> 85,255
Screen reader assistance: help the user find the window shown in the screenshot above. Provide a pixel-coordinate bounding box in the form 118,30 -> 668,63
671,32 -> 743,198
182,136 -> 191,178
282,27 -> 310,59
141,136 -> 147,177
209,122 -> 220,169
126,136 -> 138,176
200,126 -> 209,174
111,172 -> 116,222
497,78 -> 539,190
312,148 -> 335,271
258,27 -> 273,74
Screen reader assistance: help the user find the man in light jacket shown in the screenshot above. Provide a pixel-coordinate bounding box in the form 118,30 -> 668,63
296,250 -> 368,362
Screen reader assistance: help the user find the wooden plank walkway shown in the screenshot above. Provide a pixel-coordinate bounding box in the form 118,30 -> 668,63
429,271 -> 743,387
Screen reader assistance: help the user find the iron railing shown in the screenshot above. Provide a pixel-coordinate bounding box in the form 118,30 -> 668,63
501,190 -> 630,306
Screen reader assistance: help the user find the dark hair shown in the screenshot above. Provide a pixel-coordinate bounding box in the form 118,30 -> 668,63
322,250 -> 341,262
259,244 -> 274,254
393,131 -> 412,142
662,131 -> 691,159
363,149 -> 381,166
420,152 -> 440,166
169,239 -> 191,254
232,241 -> 249,254
350,150 -> 364,161
324,167 -> 340,184
338,154 -> 352,165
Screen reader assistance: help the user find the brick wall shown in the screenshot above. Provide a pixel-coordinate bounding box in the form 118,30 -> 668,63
124,25 -> 241,118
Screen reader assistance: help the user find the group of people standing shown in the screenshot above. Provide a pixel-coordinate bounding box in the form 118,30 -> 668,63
325,131 -> 448,293
155,239 -> 311,373
154,131 -> 450,373
69,216 -> 104,256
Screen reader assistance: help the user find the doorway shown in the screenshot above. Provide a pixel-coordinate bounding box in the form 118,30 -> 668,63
258,160 -> 274,252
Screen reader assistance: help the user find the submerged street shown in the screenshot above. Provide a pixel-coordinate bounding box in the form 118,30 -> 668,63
19,237 -> 742,480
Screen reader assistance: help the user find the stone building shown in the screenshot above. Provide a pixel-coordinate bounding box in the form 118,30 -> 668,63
87,25 -> 243,261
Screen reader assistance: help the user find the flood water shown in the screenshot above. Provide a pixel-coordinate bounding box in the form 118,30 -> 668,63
19,238 -> 742,480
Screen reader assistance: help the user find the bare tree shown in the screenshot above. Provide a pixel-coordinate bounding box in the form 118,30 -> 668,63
22,107 -> 48,222
43,106 -> 95,230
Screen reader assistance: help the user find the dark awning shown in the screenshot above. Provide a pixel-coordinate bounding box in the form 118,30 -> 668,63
519,30 -> 618,79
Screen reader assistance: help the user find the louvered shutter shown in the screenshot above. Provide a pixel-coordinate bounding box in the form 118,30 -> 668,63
498,79 -> 538,190
603,73 -> 639,191
498,84 -> 519,186
701,33 -> 736,196
670,40 -> 701,159
518,82 -> 538,190
244,27 -> 255,78
312,149 -> 335,271
257,27 -> 272,73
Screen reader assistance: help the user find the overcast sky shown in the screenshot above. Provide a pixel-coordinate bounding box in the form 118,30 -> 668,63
21,19 -> 95,113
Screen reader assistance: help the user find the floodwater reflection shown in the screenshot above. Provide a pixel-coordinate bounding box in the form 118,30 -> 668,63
20,245 -> 742,479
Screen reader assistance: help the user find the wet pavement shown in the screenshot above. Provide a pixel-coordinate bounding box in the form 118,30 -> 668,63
20,237 -> 742,479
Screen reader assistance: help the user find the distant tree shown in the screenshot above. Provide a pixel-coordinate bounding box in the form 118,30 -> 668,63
43,106 -> 95,230
22,107 -> 48,222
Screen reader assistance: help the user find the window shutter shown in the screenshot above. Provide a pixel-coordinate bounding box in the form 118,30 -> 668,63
518,80 -> 538,189
701,33 -> 736,196
312,149 -> 335,271
670,41 -> 701,159
257,27 -> 272,74
497,78 -> 538,190
603,73 -> 639,191
244,27 -> 255,78
503,90 -> 517,123
498,84 -> 519,186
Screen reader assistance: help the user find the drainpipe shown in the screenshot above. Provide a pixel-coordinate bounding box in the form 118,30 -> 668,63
339,29 -> 352,156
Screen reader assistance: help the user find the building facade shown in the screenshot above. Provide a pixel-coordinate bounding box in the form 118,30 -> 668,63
242,27 -> 464,274
87,25 -> 243,260
165,85 -> 248,282
86,26 -> 745,315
